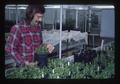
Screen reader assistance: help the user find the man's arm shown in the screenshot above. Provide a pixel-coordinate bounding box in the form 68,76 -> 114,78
5,25 -> 25,65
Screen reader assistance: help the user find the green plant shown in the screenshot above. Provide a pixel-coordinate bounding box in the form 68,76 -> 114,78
49,67 -> 70,79
48,58 -> 68,69
70,62 -> 85,79
48,58 -> 70,79
35,44 -> 48,54
96,60 -> 115,79
6,65 -> 49,79
6,47 -> 115,79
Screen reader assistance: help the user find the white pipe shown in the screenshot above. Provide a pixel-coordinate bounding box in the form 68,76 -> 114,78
85,11 -> 87,32
88,6 -> 92,32
59,5 -> 63,59
75,9 -> 78,29
101,39 -> 104,51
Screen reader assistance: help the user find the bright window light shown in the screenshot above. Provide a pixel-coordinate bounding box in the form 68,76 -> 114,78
92,5 -> 114,9
45,5 -> 60,8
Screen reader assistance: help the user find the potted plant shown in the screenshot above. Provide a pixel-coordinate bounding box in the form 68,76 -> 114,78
34,44 -> 49,68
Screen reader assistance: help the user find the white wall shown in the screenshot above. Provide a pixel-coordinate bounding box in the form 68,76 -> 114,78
100,9 -> 115,38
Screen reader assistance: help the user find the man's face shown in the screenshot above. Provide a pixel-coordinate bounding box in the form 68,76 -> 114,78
32,13 -> 44,25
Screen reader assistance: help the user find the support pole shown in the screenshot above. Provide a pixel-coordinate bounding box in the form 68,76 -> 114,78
59,5 -> 63,59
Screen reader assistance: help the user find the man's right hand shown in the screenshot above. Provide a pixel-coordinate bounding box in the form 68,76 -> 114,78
25,61 -> 29,65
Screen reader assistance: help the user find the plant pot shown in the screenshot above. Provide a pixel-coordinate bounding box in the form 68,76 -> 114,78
34,53 -> 48,68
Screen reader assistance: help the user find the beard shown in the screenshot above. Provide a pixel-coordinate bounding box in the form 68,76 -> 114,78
31,16 -> 42,26
31,20 -> 41,26
35,20 -> 42,26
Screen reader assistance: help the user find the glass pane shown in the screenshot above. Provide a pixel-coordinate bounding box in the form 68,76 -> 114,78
42,5 -> 60,58
5,5 -> 17,32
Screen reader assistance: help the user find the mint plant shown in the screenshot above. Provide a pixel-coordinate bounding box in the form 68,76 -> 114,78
35,44 -> 48,54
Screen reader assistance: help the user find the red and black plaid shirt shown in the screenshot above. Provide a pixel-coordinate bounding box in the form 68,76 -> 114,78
5,20 -> 43,65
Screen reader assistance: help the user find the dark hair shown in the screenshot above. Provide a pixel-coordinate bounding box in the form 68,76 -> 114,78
25,5 -> 45,24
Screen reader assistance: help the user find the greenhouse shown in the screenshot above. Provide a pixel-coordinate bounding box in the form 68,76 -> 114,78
5,5 -> 115,79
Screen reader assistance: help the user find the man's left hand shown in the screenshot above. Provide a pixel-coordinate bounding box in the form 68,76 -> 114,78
47,44 -> 55,53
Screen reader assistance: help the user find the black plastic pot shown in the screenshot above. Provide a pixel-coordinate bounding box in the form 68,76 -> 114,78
34,53 -> 48,68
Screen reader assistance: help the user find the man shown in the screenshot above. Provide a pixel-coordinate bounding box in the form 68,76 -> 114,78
5,5 -> 54,67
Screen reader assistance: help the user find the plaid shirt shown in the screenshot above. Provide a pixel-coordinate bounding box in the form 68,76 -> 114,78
5,20 -> 43,65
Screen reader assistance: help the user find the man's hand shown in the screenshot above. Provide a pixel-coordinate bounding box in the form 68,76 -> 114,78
47,43 -> 55,53
25,61 -> 29,65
